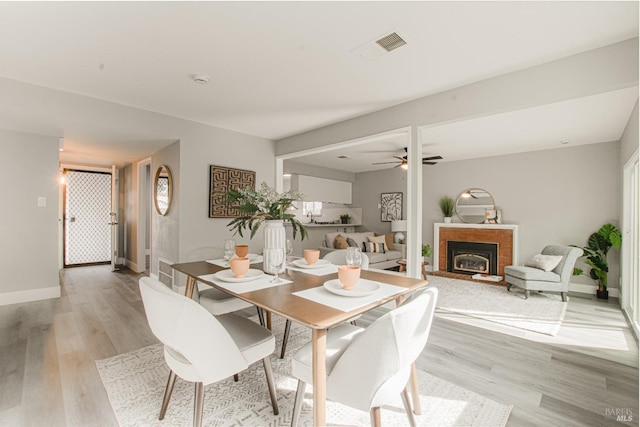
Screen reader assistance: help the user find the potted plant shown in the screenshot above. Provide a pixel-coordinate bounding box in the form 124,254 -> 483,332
421,244 -> 433,264
340,213 -> 351,224
439,196 -> 455,223
572,223 -> 621,300
226,182 -> 308,240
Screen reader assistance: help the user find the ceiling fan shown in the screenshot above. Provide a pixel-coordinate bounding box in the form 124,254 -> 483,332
371,148 -> 443,169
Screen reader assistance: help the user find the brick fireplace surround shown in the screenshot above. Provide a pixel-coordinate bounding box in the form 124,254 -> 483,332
433,223 -> 519,277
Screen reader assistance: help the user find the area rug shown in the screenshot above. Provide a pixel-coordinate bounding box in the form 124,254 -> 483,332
427,274 -> 568,336
96,318 -> 511,426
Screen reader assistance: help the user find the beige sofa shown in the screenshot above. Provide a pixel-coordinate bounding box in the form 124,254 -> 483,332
319,231 -> 406,270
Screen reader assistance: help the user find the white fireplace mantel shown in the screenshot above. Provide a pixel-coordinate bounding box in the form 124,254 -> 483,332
433,223 -> 519,272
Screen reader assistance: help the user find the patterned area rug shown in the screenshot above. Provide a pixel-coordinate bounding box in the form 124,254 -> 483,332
96,318 -> 512,426
428,275 -> 568,336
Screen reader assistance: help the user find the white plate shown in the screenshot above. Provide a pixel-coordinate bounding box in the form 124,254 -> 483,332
292,259 -> 331,269
214,269 -> 264,283
323,279 -> 380,297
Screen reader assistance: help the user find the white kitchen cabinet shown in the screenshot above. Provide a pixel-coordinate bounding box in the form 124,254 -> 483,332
292,175 -> 352,204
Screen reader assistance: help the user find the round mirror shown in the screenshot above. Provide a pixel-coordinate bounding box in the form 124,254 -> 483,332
455,188 -> 495,224
154,165 -> 173,216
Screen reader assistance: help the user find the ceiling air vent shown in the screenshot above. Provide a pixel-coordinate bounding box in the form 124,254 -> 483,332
376,32 -> 406,52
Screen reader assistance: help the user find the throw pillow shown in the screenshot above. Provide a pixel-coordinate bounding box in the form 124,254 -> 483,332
525,254 -> 564,272
368,235 -> 387,244
363,242 -> 386,253
334,235 -> 348,250
346,237 -> 360,248
374,232 -> 396,251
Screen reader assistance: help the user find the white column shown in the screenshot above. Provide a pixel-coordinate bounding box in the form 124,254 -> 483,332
406,127 -> 422,279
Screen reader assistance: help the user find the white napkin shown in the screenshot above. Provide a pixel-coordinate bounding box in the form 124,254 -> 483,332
207,255 -> 263,268
198,272 -> 291,293
293,280 -> 405,312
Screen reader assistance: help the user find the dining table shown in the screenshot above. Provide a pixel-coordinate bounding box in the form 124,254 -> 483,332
172,258 -> 429,426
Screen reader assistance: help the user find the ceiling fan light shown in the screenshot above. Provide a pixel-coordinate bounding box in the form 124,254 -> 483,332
400,163 -> 408,170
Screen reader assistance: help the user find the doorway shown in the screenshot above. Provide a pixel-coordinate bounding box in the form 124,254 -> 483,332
137,159 -> 152,274
63,169 -> 113,266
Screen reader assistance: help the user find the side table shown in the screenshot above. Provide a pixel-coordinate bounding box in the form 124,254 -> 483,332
397,260 -> 428,281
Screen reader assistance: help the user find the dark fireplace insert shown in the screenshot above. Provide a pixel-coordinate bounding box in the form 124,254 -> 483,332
446,240 -> 498,276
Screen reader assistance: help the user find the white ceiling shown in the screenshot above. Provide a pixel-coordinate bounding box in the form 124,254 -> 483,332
0,2 -> 637,168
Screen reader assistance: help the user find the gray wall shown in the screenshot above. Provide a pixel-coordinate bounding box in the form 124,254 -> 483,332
151,141 -> 180,275
0,130 -> 60,297
277,39 -> 637,156
353,141 -> 621,289
177,124 -> 275,263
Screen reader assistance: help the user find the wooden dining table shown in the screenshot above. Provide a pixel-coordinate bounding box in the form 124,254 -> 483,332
172,259 -> 428,426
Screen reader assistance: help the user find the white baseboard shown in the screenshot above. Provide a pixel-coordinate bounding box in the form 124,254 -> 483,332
569,282 -> 619,298
0,286 -> 61,306
125,259 -> 145,273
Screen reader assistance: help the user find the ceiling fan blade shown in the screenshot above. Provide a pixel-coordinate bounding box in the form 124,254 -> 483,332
393,156 -> 405,161
422,155 -> 443,161
372,161 -> 401,165
422,161 -> 438,165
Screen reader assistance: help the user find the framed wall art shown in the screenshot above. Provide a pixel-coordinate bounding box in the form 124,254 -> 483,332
380,192 -> 403,222
209,165 -> 256,218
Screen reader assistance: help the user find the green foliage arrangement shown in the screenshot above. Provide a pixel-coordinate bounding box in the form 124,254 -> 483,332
439,196 -> 455,217
572,223 -> 621,290
226,182 -> 308,240
422,244 -> 433,258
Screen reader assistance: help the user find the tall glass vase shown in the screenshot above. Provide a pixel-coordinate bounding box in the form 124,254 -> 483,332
263,220 -> 286,273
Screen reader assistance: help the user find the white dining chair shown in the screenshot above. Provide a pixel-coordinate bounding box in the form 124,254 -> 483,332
290,287 -> 438,427
279,250 -> 370,359
139,277 -> 279,427
186,246 -> 264,323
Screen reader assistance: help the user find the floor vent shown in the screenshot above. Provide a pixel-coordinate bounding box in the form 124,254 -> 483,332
158,258 -> 174,288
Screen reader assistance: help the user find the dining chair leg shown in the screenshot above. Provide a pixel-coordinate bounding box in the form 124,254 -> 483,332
291,380 -> 306,427
256,307 -> 265,327
262,357 -> 279,415
370,407 -> 381,427
280,319 -> 292,359
401,388 -> 417,427
233,374 -> 239,382
194,382 -> 204,427
159,370 -> 177,420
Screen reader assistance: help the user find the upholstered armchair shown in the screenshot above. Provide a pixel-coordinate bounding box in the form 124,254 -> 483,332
505,245 -> 583,302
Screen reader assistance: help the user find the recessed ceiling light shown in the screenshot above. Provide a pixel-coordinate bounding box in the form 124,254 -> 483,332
560,140 -> 570,145
192,74 -> 210,85
283,173 -> 292,178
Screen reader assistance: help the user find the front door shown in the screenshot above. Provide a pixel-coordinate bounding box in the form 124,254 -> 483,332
63,170 -> 112,266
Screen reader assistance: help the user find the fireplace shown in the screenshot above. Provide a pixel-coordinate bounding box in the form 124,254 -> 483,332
446,241 -> 498,276
433,223 -> 519,278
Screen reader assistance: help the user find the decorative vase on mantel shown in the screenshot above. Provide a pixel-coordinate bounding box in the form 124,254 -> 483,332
263,220 -> 286,274
444,217 -> 452,223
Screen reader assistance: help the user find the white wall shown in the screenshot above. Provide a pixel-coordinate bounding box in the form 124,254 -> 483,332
353,141 -> 621,289
0,130 -> 60,303
620,100 -> 639,164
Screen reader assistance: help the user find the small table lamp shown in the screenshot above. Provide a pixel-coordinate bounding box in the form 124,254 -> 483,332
391,220 -> 407,243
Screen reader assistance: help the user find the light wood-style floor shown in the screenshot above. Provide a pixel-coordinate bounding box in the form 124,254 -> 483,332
0,265 -> 637,426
